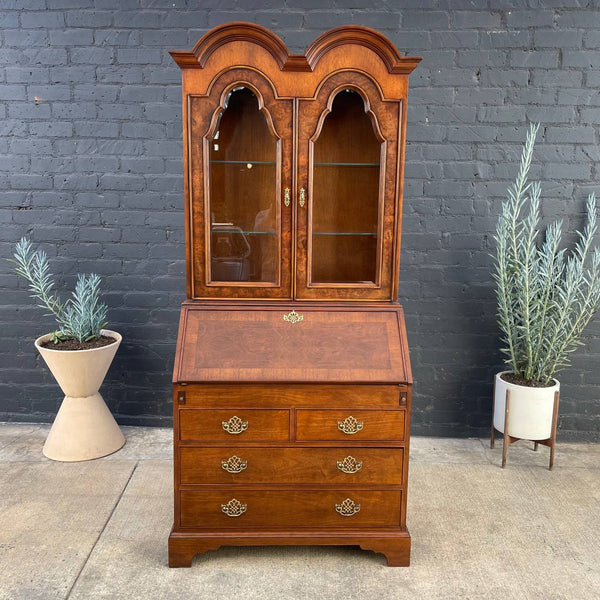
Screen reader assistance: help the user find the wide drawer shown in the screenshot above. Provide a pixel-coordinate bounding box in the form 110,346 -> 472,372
180,489 -> 401,528
175,384 -> 404,409
180,447 -> 404,485
179,409 -> 290,442
296,410 -> 405,442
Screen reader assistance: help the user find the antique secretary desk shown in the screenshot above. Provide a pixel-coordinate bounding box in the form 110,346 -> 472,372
168,23 -> 420,567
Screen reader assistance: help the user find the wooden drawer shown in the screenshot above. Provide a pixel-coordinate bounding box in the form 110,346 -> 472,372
179,409 -> 290,442
180,489 -> 402,528
180,447 -> 404,485
296,410 -> 405,442
175,384 -> 404,409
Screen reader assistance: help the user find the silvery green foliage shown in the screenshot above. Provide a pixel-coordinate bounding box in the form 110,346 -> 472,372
494,123 -> 600,384
11,238 -> 108,343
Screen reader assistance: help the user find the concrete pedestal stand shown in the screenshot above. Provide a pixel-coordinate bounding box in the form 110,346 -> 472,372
35,330 -> 125,462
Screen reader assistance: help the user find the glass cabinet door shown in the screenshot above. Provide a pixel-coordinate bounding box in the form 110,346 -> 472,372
311,89 -> 380,285
296,73 -> 402,300
189,72 -> 293,299
208,87 -> 278,284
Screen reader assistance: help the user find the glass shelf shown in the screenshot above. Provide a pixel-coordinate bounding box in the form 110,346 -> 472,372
313,232 -> 377,236
314,162 -> 380,167
210,160 -> 276,165
212,229 -> 277,235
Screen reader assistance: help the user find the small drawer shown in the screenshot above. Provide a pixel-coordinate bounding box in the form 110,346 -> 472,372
180,489 -> 402,528
296,410 -> 405,442
180,447 -> 404,485
179,409 -> 290,442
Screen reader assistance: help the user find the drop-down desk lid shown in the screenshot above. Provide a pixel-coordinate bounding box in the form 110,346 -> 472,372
173,302 -> 412,384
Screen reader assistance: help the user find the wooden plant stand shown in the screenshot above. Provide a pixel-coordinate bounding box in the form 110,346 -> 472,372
491,388 -> 560,470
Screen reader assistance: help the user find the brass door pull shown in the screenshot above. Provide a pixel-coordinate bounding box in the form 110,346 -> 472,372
222,415 -> 248,434
299,187 -> 306,208
222,455 -> 248,473
337,456 -> 363,473
221,499 -> 247,517
284,187 -> 291,207
335,498 -> 361,516
337,415 -> 364,435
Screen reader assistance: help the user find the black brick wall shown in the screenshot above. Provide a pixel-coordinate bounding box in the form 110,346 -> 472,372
1,1 -> 600,441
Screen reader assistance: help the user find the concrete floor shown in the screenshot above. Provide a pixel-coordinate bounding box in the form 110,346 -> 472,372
0,424 -> 598,600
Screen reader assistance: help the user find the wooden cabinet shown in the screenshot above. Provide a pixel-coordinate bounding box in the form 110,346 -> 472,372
169,23 -> 419,567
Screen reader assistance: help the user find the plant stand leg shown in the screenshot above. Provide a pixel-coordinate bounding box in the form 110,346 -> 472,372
533,442 -> 538,451
549,390 -> 560,470
490,376 -> 496,449
502,390 -> 510,469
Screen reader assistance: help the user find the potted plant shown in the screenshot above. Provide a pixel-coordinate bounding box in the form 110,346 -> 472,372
492,123 -> 600,466
10,238 -> 125,462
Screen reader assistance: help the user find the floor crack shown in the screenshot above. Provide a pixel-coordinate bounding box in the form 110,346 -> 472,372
65,461 -> 139,600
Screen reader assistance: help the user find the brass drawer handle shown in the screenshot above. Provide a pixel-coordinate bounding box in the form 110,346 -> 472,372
221,499 -> 247,517
337,456 -> 363,474
335,498 -> 360,517
337,415 -> 364,435
284,187 -> 291,207
283,310 -> 303,324
222,415 -> 248,435
299,186 -> 306,208
221,455 -> 247,473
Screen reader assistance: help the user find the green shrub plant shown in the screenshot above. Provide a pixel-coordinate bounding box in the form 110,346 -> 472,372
494,123 -> 600,385
11,237 -> 108,344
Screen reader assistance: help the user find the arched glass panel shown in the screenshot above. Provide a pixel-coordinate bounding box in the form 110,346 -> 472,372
208,87 -> 278,283
311,90 -> 381,284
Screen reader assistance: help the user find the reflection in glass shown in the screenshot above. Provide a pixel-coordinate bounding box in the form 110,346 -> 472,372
208,87 -> 278,282
311,89 -> 381,284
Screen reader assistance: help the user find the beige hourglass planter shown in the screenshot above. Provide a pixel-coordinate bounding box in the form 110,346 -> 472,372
35,329 -> 125,462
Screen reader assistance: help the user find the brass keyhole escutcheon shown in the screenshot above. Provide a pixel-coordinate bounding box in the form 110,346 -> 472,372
283,310 -> 303,324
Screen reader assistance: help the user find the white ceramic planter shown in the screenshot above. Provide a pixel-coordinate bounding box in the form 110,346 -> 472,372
493,371 -> 559,441
35,329 -> 125,462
